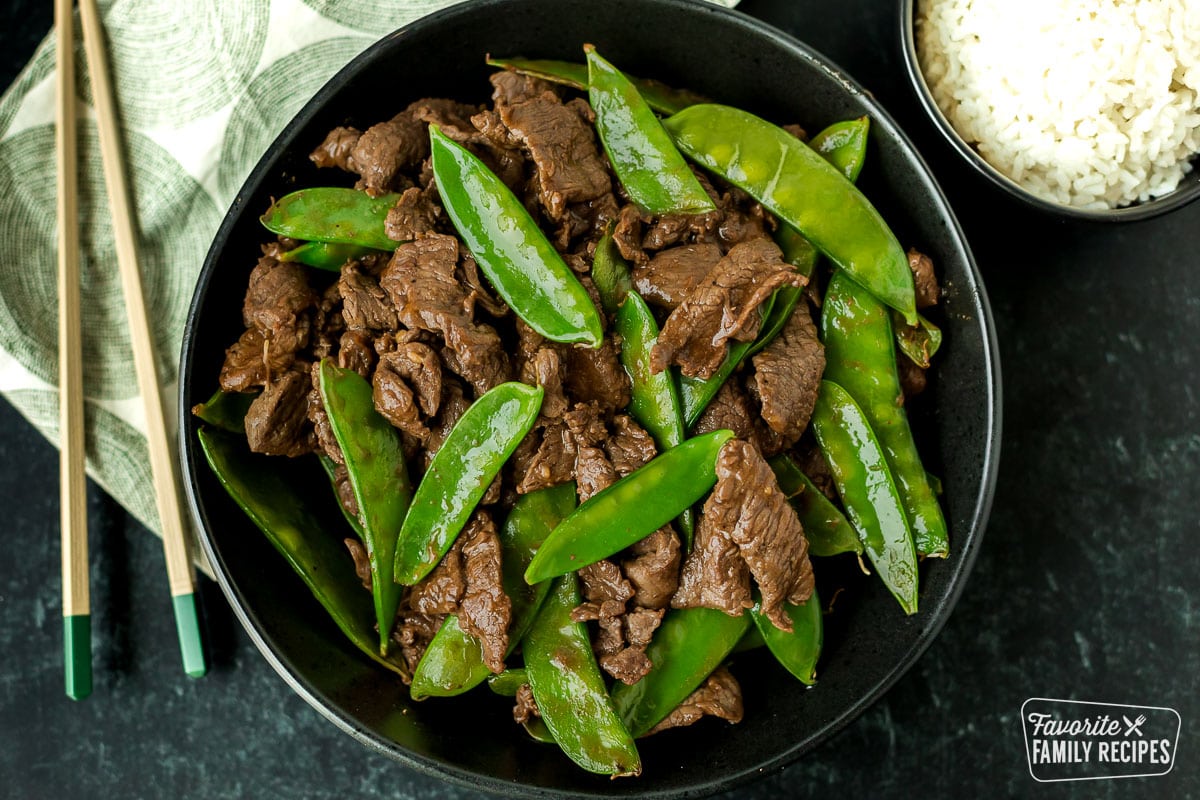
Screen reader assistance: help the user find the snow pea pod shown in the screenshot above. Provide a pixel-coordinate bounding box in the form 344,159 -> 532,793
485,56 -> 706,115
750,591 -> 822,686
524,429 -> 734,584
811,380 -> 919,614
663,104 -> 917,323
260,187 -> 400,251
822,273 -> 948,558
610,607 -> 750,737
430,126 -> 603,348
394,382 -> 544,586
319,360 -> 413,654
894,311 -> 943,368
525,574 -> 641,776
768,454 -> 862,558
191,389 -> 254,434
486,667 -> 528,696
679,116 -> 870,426
410,482 -> 576,699
279,241 -> 380,272
586,46 -> 715,215
196,428 -> 409,678
591,233 -> 694,545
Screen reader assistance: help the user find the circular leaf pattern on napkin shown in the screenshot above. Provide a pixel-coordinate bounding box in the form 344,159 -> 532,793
11,388 -> 161,534
217,36 -> 371,203
0,123 -> 219,399
301,0 -> 467,34
76,0 -> 268,129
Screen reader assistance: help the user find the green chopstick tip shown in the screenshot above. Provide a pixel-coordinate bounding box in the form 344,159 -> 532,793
63,614 -> 92,700
172,593 -> 208,678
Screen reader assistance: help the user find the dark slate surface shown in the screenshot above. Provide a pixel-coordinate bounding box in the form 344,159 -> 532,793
1,0 -> 1195,798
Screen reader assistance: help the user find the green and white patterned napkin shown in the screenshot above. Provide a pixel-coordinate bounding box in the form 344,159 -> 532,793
0,0 -> 738,572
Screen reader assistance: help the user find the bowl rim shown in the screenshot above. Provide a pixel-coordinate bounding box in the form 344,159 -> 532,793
179,0 -> 1003,795
899,0 -> 1200,222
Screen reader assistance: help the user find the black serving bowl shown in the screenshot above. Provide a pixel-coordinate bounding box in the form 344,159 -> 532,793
900,0 -> 1200,222
179,0 -> 1001,796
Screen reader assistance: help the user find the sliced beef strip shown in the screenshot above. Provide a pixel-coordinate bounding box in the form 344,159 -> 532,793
693,381 -> 759,444
716,439 -> 815,631
493,81 -> 610,221
748,304 -> 825,444
384,186 -> 441,242
672,495 -> 753,616
458,252 -> 508,319
340,263 -> 398,331
564,402 -> 617,502
512,684 -> 540,724
623,527 -> 681,611
650,238 -> 805,380
307,365 -> 343,464
560,337 -> 631,415
490,70 -> 561,109
515,420 -> 576,495
310,280 -> 345,363
641,207 -> 722,251
409,97 -> 485,143
424,377 -> 472,461
380,234 -> 510,397
457,510 -> 512,674
219,327 -> 293,392
372,350 -> 432,441
244,369 -> 314,458
605,415 -> 658,478
613,204 -> 647,266
716,191 -> 772,249
646,666 -> 744,734
348,108 -> 427,197
337,330 -> 376,379
330,461 -> 358,520
344,537 -> 372,591
391,611 -> 441,682
908,248 -> 940,309
408,536 -> 465,616
243,255 -> 318,358
633,243 -> 723,311
309,125 -> 361,172
519,347 -> 569,421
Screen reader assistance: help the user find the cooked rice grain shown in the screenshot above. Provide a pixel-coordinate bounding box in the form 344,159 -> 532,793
916,0 -> 1200,209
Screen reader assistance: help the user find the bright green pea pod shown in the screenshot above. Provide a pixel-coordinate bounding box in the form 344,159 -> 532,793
485,56 -> 706,115
526,575 -> 641,776
751,591 -> 822,686
663,104 -> 917,324
191,390 -> 254,434
808,116 -> 870,181
894,311 -> 943,369
319,360 -> 413,654
318,454 -> 365,540
394,382 -> 544,585
822,273 -> 948,558
591,233 -> 694,544
731,623 -> 766,653
410,482 -> 575,699
196,428 -> 409,678
279,241 -> 379,271
260,188 -> 400,251
610,607 -> 750,737
679,117 -> 869,427
486,668 -> 528,697
586,46 -> 715,215
429,126 -> 604,348
811,380 -> 919,614
768,454 -> 862,558
524,429 -> 734,584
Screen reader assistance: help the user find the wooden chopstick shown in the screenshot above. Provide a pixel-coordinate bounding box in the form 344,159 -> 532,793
78,0 -> 207,679
56,0 -> 91,701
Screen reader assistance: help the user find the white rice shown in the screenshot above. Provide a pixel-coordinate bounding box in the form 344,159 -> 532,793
915,0 -> 1200,209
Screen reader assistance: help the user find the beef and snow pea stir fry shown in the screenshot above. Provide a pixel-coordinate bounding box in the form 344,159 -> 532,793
194,46 -> 948,777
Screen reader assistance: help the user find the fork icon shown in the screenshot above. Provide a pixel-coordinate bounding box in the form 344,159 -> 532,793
1123,714 -> 1147,737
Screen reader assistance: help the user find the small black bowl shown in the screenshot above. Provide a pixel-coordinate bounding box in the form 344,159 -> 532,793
179,0 -> 1002,796
900,0 -> 1200,222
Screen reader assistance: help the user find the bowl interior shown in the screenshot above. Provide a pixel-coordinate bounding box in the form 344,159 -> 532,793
180,0 -> 1000,796
899,0 -> 1200,222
